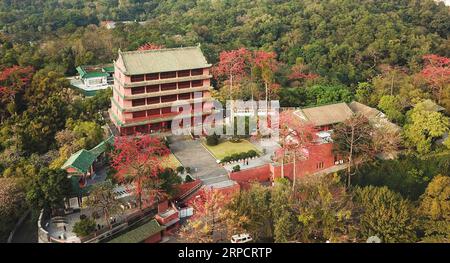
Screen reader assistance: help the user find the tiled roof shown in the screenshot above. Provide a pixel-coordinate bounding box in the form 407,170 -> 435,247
61,149 -> 96,174
61,136 -> 115,173
108,219 -> 165,243
295,102 -> 354,126
89,135 -> 115,158
117,45 -> 211,75
348,101 -> 383,119
76,66 -> 109,79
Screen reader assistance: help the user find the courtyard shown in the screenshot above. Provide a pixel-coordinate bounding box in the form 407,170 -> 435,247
168,136 -> 230,186
201,139 -> 261,161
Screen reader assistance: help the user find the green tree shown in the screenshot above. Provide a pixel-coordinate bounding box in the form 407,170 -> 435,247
403,101 -> 449,154
26,168 -> 71,211
418,175 -> 450,242
292,174 -> 355,243
378,95 -> 404,123
72,217 -> 96,237
354,186 -> 417,243
227,183 -> 273,241
51,120 -> 104,169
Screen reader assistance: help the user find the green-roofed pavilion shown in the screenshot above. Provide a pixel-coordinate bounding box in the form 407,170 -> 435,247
108,219 -> 165,243
61,136 -> 114,176
62,149 -> 97,174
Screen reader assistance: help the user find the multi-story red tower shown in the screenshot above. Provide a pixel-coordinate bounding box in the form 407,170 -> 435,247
109,45 -> 213,135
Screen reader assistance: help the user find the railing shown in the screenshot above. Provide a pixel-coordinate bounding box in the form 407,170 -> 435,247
124,109 -> 211,125
123,86 -> 210,100
38,206 -> 157,243
113,97 -> 213,113
115,75 -> 212,88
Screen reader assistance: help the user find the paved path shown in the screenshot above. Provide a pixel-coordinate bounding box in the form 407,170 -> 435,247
10,213 -> 38,243
169,136 -> 230,186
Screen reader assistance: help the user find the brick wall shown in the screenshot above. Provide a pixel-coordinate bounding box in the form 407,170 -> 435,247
272,143 -> 335,180
229,164 -> 272,182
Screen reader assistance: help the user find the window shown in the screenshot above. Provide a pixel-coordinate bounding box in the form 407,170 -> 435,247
131,86 -> 145,95
161,83 -> 177,91
131,75 -> 145,82
147,97 -> 160,104
161,95 -> 177,103
178,70 -> 190,77
191,80 -> 203,87
146,85 -> 159,93
178,93 -> 191,100
316,162 -> 324,169
191,68 -> 203,76
132,98 -> 146,107
161,107 -> 172,114
178,81 -> 190,89
135,125 -> 148,133
160,71 -> 177,79
132,111 -> 146,118
147,109 -> 160,116
145,73 -> 159,81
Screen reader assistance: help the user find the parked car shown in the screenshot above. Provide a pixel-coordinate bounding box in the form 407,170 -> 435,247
231,233 -> 253,243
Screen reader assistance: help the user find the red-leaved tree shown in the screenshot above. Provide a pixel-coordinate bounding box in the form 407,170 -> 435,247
288,63 -> 319,84
110,135 -> 170,209
0,65 -> 34,121
421,54 -> 450,104
213,48 -> 252,99
252,50 -> 279,103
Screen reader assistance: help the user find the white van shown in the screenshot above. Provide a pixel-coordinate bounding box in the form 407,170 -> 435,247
231,233 -> 253,243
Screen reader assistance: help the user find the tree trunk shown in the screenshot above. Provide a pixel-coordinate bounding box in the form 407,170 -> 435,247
229,72 -> 233,100
292,152 -> 297,192
390,74 -> 394,96
104,209 -> 112,229
347,126 -> 355,188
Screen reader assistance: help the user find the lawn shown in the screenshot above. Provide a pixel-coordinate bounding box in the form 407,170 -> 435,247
202,139 -> 260,160
161,153 -> 182,169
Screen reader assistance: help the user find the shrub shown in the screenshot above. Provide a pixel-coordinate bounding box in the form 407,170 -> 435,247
176,166 -> 185,174
79,214 -> 87,220
232,165 -> 241,172
73,217 -> 96,237
231,153 -> 240,161
247,150 -> 259,158
221,156 -> 231,163
185,174 -> 194,183
206,134 -> 220,146
238,152 -> 248,160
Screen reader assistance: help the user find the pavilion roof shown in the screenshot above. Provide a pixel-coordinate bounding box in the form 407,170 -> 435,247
61,149 -> 96,174
76,66 -> 110,79
117,45 -> 211,75
108,219 -> 165,243
61,136 -> 115,174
